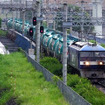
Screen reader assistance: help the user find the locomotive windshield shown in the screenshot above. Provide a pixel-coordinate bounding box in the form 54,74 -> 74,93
80,52 -> 105,57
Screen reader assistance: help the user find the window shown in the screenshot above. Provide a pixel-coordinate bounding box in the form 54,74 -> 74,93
80,52 -> 105,57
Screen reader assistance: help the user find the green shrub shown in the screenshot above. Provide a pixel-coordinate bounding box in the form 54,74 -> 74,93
89,40 -> 97,44
101,43 -> 105,48
67,74 -> 105,105
67,74 -> 90,88
40,57 -> 62,76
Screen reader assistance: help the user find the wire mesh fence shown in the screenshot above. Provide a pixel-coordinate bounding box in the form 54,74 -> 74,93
25,52 -> 91,105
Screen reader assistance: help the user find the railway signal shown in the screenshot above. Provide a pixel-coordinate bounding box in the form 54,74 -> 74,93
33,17 -> 37,26
40,26 -> 44,33
29,27 -> 33,37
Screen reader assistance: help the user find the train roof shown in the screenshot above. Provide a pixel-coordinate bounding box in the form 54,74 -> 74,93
70,41 -> 105,51
80,44 -> 105,51
70,42 -> 87,50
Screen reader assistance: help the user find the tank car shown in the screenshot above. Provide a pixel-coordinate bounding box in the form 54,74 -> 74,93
41,30 -> 56,54
48,34 -> 61,56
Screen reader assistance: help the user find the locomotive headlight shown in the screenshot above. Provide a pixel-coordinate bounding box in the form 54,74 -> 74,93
98,61 -> 104,65
84,61 -> 90,66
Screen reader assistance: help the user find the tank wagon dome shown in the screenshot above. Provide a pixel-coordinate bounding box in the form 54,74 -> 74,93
80,44 -> 105,51
44,28 -> 49,33
52,34 -> 61,39
46,31 -> 55,35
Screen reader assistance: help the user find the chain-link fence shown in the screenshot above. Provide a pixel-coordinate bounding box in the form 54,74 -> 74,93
25,53 -> 91,105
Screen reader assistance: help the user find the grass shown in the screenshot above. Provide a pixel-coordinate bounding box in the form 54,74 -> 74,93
0,52 -> 69,105
0,30 -> 7,36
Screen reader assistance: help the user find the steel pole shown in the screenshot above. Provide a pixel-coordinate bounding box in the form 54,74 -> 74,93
62,3 -> 67,85
36,1 -> 41,63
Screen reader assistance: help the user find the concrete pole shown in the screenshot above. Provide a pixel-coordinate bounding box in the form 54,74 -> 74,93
11,0 -> 14,29
62,3 -> 67,85
36,1 -> 41,63
12,13 -> 15,30
16,0 -> 20,19
53,20 -> 55,30
47,19 -> 49,27
18,10 -> 20,19
21,0 -> 26,36
16,11 -> 18,19
31,11 -> 34,25
92,0 -> 103,36
17,1 -> 20,19
22,10 -> 25,36
53,0 -> 56,30
6,13 -> 7,29
19,0 -> 23,20
46,0 -> 49,28
81,1 -> 84,40
70,9 -> 73,36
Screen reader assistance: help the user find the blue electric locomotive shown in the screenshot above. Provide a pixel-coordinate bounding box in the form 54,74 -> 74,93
68,42 -> 105,78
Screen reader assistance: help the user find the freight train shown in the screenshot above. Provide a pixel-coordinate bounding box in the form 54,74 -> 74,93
7,19 -> 105,79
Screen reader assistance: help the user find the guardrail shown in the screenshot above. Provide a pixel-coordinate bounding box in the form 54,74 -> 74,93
8,29 -> 91,105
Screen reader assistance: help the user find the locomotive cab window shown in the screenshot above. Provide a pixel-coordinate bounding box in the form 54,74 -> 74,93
80,52 -> 105,57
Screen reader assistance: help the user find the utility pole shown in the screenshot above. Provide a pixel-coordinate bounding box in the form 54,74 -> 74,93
92,0 -> 103,37
36,1 -> 41,63
31,11 -> 34,25
70,8 -> 73,36
22,10 -> 25,36
19,0 -> 22,20
11,0 -> 14,30
22,0 -> 26,36
6,13 -> 7,29
62,3 -> 68,85
46,0 -> 49,28
81,0 -> 85,40
17,1 -> 20,19
53,18 -> 55,30
53,0 -> 56,30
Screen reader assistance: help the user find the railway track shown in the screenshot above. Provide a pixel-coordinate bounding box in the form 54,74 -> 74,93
93,80 -> 105,94
0,36 -> 18,53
